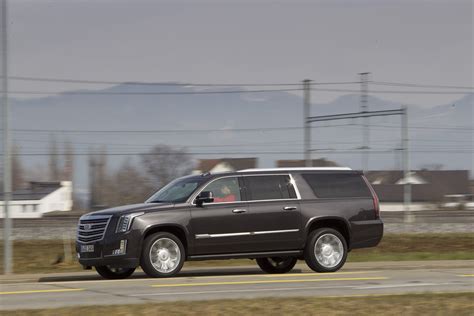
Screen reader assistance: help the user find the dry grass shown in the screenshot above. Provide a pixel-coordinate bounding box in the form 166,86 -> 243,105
3,293 -> 474,316
0,233 -> 473,274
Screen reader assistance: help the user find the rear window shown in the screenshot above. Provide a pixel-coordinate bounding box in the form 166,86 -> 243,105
244,175 -> 297,201
302,173 -> 371,198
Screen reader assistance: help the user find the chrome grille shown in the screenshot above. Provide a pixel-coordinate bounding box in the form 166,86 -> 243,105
77,215 -> 112,243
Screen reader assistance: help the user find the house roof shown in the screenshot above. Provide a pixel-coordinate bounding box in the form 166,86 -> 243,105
276,159 -> 339,168
197,158 -> 257,173
366,170 -> 470,202
0,182 -> 62,201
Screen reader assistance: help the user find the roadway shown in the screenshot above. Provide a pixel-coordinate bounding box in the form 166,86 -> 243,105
1,261 -> 473,311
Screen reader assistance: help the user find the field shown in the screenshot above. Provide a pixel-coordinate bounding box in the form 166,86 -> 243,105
0,233 -> 473,274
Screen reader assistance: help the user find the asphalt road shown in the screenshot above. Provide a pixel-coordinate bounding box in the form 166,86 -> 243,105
1,261 -> 473,311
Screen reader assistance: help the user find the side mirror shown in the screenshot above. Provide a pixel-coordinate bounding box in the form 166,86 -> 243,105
195,191 -> 214,206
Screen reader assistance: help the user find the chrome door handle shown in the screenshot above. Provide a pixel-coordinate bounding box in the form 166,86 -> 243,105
232,209 -> 247,214
283,206 -> 297,211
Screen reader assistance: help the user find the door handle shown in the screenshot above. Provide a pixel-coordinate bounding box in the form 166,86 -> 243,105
283,206 -> 298,211
232,209 -> 247,214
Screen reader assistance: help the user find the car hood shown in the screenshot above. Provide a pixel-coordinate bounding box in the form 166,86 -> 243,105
83,202 -> 174,217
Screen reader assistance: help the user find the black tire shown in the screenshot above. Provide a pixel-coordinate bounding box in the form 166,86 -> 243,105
304,228 -> 348,273
95,266 -> 135,279
140,232 -> 185,278
256,257 -> 297,274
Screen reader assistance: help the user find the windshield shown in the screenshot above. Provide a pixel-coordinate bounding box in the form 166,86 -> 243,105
145,176 -> 206,203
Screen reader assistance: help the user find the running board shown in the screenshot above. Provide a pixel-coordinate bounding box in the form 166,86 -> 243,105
187,250 -> 303,261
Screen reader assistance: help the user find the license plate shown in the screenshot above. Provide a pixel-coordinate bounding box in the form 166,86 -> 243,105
81,244 -> 94,253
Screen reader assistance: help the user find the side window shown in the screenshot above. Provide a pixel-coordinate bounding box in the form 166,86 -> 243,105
302,173 -> 371,198
245,175 -> 297,201
202,177 -> 241,203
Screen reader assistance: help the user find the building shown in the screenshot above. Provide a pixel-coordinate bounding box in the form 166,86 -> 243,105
276,158 -> 339,168
365,170 -> 470,211
0,181 -> 73,218
193,158 -> 257,174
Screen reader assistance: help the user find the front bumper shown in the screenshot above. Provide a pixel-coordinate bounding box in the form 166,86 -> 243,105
76,229 -> 142,268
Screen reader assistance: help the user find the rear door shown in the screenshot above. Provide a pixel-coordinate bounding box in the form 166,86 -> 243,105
242,174 -> 303,251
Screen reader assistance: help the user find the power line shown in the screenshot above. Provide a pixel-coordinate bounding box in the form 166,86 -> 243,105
3,88 -> 303,96
11,123 -> 472,134
3,75 -> 361,87
311,88 -> 473,95
5,149 -> 474,156
372,81 -> 474,90
4,88 -> 473,96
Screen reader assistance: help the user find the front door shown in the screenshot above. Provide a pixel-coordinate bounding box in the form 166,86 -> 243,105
190,176 -> 252,255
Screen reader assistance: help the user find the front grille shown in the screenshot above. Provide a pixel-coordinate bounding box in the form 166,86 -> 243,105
77,215 -> 112,243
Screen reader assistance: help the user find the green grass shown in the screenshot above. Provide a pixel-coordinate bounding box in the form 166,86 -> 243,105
3,293 -> 474,315
0,233 -> 473,274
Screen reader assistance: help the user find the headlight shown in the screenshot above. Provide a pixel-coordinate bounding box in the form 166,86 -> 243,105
116,212 -> 144,233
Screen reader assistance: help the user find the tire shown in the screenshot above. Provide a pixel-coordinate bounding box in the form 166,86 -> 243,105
256,257 -> 297,274
95,266 -> 135,279
304,228 -> 348,273
140,232 -> 185,278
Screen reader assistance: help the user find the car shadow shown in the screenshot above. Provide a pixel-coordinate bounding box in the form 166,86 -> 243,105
38,267 -> 304,283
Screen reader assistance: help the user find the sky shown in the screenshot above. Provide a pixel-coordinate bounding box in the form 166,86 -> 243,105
6,0 -> 474,107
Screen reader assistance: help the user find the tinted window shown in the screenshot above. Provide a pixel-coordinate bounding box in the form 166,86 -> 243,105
245,175 -> 297,201
146,176 -> 206,203
202,177 -> 241,203
302,173 -> 371,198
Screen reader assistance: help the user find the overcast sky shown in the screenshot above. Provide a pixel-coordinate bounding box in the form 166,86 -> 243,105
7,0 -> 474,106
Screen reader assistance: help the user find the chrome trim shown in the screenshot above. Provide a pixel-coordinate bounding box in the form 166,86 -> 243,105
76,214 -> 112,244
195,229 -> 299,239
239,167 -> 352,172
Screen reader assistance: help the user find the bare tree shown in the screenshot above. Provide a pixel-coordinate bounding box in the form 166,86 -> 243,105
12,144 -> 24,190
141,145 -> 194,189
48,135 -> 60,181
102,159 -> 154,206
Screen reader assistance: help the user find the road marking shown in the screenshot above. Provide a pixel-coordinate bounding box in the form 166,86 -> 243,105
263,271 -> 380,278
151,277 -> 389,288
0,288 -> 84,295
355,283 -> 437,290
458,274 -> 474,277
132,285 -> 355,297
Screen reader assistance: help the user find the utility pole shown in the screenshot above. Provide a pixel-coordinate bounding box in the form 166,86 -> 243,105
401,105 -> 413,223
1,0 -> 13,275
303,79 -> 311,167
359,72 -> 370,172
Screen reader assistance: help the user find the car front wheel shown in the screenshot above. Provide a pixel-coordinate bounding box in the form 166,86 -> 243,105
140,232 -> 185,278
304,228 -> 348,273
256,257 -> 297,274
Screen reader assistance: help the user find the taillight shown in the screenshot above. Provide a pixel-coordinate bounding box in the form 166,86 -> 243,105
362,175 -> 380,219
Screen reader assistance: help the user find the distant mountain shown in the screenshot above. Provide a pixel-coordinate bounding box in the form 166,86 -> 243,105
10,84 -> 473,191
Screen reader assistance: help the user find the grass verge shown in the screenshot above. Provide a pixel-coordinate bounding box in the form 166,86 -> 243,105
0,233 -> 473,274
3,293 -> 474,316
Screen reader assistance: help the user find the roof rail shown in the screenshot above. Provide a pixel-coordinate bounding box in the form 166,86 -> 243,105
238,167 -> 352,172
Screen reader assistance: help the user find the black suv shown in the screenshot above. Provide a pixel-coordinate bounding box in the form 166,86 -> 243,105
76,168 -> 383,279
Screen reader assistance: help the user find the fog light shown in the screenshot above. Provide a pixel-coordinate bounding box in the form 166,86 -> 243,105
112,240 -> 127,255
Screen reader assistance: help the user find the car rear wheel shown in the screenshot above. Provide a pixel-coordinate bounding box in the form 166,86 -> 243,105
256,257 -> 297,274
140,232 -> 185,278
304,228 -> 348,273
95,266 -> 135,279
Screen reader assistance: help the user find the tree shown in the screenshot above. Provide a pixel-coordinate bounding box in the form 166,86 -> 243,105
102,160 -> 154,206
141,145 -> 194,189
48,135 -> 60,181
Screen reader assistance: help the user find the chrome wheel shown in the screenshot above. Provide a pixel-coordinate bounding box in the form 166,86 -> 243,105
314,233 -> 344,268
149,237 -> 181,274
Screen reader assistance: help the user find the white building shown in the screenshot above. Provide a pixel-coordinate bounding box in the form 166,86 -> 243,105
0,181 -> 73,218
